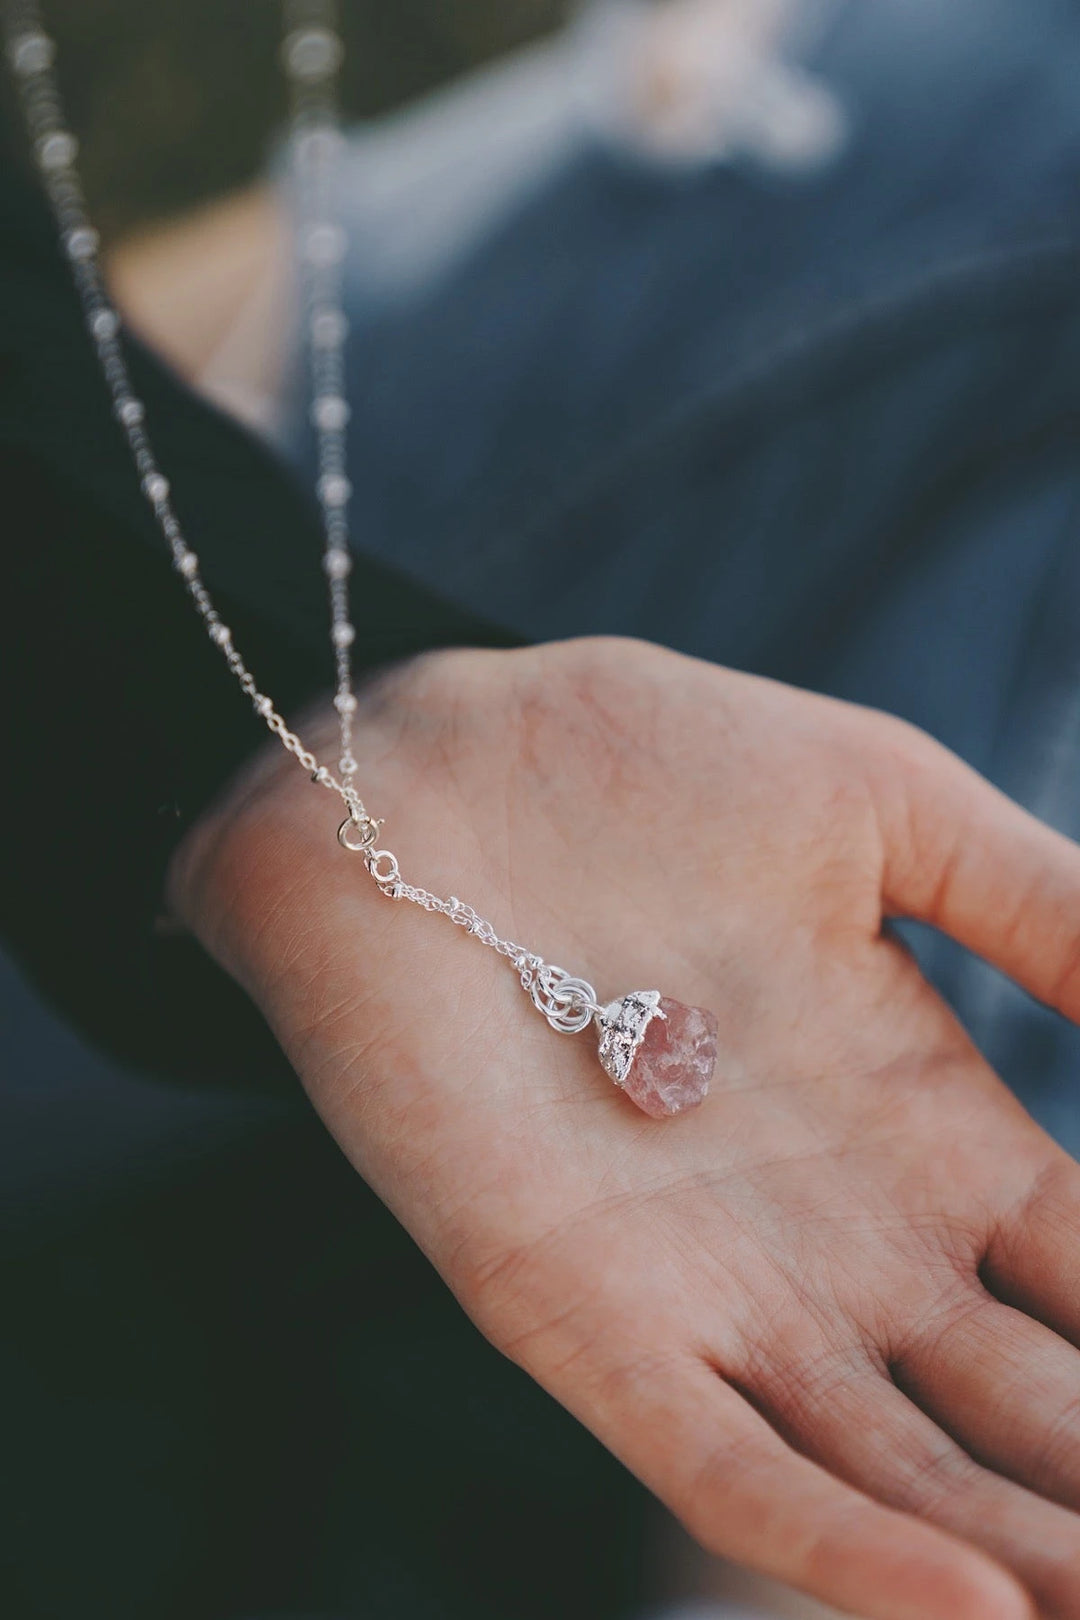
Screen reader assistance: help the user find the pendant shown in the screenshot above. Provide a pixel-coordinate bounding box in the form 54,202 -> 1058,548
597,990 -> 716,1119
347,834 -> 718,1121
523,963 -> 716,1119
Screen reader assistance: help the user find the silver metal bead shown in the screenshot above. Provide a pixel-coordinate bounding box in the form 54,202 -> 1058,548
176,550 -> 199,578
323,549 -> 352,580
318,473 -> 351,508
282,27 -> 343,81
331,622 -> 355,648
310,308 -> 348,348
293,127 -> 345,172
312,394 -> 350,431
64,226 -> 99,261
303,223 -> 346,267
8,30 -> 54,75
90,307 -> 119,341
116,397 -> 145,426
210,622 -> 232,647
142,473 -> 170,503
37,130 -> 78,171
334,692 -> 358,715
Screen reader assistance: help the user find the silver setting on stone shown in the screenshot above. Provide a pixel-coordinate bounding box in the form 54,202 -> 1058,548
597,991 -> 665,1087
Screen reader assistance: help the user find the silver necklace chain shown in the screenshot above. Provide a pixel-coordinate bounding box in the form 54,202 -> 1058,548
2,0 -> 602,1037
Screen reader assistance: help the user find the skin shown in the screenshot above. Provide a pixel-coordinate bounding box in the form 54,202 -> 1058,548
170,637 -> 1080,1620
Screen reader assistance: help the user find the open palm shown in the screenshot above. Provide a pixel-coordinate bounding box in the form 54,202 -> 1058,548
175,638 -> 1080,1620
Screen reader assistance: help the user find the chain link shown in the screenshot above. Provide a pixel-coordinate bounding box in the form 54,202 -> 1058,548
362,869 -> 600,1031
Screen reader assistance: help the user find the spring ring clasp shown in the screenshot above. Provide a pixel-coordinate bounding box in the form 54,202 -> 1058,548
366,850 -> 401,890
337,814 -> 383,854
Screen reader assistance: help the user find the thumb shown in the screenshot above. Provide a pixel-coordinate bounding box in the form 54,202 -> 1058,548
870,720 -> 1080,1022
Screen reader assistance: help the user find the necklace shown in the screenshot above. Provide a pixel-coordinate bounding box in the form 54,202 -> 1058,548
3,0 -> 718,1120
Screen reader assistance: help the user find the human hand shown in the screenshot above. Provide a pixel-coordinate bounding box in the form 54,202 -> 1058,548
172,638 -> 1080,1620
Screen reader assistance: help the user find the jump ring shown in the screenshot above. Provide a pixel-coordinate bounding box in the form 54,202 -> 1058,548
529,967 -> 598,1035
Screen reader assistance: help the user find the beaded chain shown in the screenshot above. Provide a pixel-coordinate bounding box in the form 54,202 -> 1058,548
4,0 -> 373,828
1,0 -> 612,1041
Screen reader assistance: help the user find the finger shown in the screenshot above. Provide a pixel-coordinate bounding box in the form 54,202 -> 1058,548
740,1344 -> 1080,1619
587,1357 -> 1029,1620
892,1292 -> 1080,1511
870,720 -> 1080,1021
983,1158 -> 1080,1348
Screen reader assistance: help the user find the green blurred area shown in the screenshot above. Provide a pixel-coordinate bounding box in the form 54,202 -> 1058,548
16,0 -> 572,238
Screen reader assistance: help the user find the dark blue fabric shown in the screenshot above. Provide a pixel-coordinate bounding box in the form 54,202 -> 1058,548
288,0 -> 1080,1148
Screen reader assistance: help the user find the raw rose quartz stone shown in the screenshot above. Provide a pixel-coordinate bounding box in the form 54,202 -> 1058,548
622,997 -> 717,1119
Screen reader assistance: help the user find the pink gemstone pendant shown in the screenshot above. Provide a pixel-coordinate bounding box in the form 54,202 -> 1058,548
597,991 -> 717,1119
508,959 -> 715,1121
